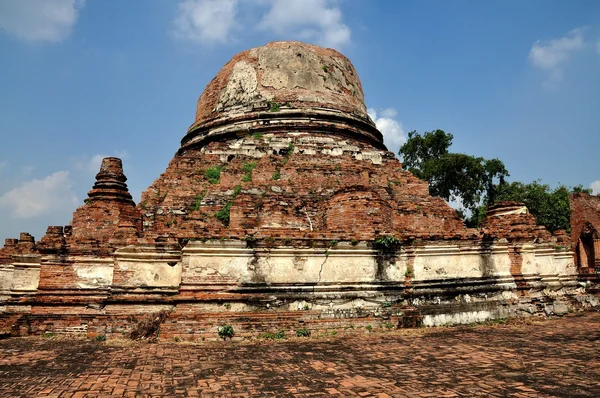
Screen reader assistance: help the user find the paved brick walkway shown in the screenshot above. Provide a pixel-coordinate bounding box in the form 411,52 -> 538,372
1,311 -> 600,397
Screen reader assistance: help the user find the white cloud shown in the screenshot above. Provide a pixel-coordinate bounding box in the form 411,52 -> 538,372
529,28 -> 586,85
367,108 -> 407,154
0,0 -> 85,43
0,171 -> 79,219
173,0 -> 238,45
591,181 -> 600,195
258,0 -> 350,49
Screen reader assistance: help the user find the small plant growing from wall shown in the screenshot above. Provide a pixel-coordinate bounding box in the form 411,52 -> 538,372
268,101 -> 281,112
216,202 -> 232,225
204,166 -> 223,184
262,330 -> 286,340
242,162 -> 257,182
296,328 -> 311,337
95,334 -> 106,342
191,191 -> 206,211
218,324 -> 234,340
374,235 -> 401,252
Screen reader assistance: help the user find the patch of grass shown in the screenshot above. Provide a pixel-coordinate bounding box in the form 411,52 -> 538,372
365,324 -> 373,332
351,239 -> 359,246
95,334 -> 106,342
271,170 -> 281,180
250,132 -> 264,139
43,332 -> 56,338
384,322 -> 394,329
224,303 -> 232,310
405,266 -> 414,278
382,301 -> 392,308
321,65 -> 328,73
303,303 -> 310,311
204,166 -> 223,184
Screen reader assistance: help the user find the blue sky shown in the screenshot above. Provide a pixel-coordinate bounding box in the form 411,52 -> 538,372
0,0 -> 599,241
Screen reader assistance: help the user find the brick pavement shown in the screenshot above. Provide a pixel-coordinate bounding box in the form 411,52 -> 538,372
1,311 -> 600,397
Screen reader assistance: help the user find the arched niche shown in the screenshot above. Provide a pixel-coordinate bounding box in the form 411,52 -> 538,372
576,222 -> 599,270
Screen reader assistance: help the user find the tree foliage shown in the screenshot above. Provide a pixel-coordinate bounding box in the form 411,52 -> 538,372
399,130 -> 509,212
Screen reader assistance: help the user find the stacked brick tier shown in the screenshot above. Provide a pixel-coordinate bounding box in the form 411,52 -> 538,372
140,132 -> 471,244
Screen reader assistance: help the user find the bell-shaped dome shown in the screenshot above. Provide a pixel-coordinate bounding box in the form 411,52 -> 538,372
181,41 -> 382,151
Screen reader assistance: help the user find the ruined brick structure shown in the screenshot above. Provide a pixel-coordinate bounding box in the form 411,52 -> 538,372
571,193 -> 600,279
0,42 -> 597,340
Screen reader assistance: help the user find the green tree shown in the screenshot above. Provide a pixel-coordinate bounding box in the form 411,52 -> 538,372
399,130 -> 508,213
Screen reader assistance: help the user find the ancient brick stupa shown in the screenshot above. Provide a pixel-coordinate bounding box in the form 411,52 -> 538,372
0,42 -> 597,339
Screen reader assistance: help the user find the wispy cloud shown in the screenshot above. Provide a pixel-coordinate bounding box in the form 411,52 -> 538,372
367,108 -> 406,154
0,0 -> 85,43
258,0 -> 351,49
173,0 -> 238,45
0,171 -> 79,219
529,27 -> 586,87
591,181 -> 600,195
172,0 -> 351,49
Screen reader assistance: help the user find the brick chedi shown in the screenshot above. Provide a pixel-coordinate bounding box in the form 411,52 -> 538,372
0,41 -> 598,340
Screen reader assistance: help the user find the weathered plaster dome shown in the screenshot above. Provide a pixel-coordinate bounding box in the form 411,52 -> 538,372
181,41 -> 383,151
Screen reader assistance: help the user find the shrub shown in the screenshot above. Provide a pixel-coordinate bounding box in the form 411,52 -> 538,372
218,324 -> 234,340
